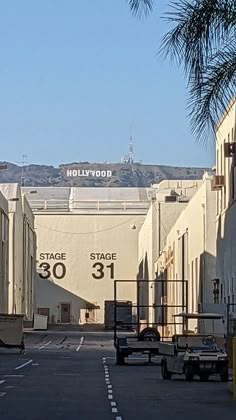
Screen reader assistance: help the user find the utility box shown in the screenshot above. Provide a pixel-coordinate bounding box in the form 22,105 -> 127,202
0,314 -> 24,350
104,300 -> 132,330
33,314 -> 48,330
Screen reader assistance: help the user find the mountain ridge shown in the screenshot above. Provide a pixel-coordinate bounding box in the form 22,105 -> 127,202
0,161 -> 211,187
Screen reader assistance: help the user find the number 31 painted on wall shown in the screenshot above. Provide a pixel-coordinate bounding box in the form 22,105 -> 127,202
92,262 -> 114,279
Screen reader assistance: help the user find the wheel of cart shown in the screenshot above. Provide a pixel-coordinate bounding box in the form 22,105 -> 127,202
184,364 -> 194,381
116,349 -> 125,365
138,327 -> 160,342
199,373 -> 209,381
161,359 -> 172,380
219,365 -> 228,382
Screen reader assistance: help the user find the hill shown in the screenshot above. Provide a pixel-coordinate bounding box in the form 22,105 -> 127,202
0,162 -> 211,187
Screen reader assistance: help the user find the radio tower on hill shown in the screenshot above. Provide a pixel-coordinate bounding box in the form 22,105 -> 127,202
121,136 -> 135,164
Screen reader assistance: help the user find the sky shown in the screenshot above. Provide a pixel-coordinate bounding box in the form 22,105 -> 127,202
0,0 -> 215,168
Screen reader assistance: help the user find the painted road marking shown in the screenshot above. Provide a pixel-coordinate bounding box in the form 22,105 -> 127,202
0,380 -> 5,385
5,386 -> 14,389
76,336 -> 84,352
111,402 -> 116,407
32,363 -> 39,366
3,375 -> 24,378
15,360 -> 33,370
107,385 -> 112,389
0,392 -> 6,397
108,394 -> 113,399
116,417 -> 122,420
38,341 -> 52,350
108,390 -> 113,394
112,408 -> 118,413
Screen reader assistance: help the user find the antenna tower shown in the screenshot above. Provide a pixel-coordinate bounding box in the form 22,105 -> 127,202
121,136 -> 135,164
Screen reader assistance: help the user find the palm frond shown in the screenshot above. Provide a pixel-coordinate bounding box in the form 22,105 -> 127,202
161,0 -> 236,85
127,0 -> 154,17
188,43 -> 236,144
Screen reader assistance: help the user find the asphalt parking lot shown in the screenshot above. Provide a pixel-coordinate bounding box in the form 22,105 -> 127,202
0,330 -> 235,420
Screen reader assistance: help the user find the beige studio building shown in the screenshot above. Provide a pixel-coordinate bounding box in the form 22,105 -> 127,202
214,97 -> 236,333
0,190 -> 9,313
24,187 -> 150,324
0,184 -> 36,320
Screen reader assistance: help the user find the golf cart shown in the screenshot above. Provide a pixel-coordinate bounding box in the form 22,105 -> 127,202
159,312 -> 228,382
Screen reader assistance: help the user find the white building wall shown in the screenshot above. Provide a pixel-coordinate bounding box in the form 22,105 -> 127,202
215,98 -> 236,317
155,175 -> 216,336
137,180 -> 202,324
35,212 -> 145,324
0,184 -> 36,319
0,192 -> 9,313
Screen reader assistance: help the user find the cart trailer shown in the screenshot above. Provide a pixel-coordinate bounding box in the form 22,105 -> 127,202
114,280 -> 188,365
0,314 -> 25,352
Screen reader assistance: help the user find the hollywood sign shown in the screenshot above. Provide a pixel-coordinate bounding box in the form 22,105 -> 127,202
66,169 -> 112,178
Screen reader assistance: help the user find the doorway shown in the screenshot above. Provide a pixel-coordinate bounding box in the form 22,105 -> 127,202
60,303 -> 71,323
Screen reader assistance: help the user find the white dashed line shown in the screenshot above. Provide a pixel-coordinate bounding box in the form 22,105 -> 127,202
0,380 -> 5,385
15,360 -> 33,370
3,375 -> 24,378
102,358 -> 123,418
0,392 -> 6,397
76,336 -> 84,352
38,341 -> 52,350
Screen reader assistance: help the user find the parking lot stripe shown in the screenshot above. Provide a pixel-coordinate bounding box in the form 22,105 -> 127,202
15,359 -> 33,370
38,341 -> 52,349
76,336 -> 84,352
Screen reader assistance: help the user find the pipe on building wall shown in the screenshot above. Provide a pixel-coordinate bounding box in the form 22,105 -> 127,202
158,202 -> 161,256
12,212 -> 16,314
202,203 -> 206,305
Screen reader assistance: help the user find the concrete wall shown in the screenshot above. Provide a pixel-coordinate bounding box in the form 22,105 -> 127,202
215,98 -> 236,327
0,184 -> 36,319
155,174 -> 216,336
35,213 -> 145,324
0,192 -> 9,313
137,180 -> 201,324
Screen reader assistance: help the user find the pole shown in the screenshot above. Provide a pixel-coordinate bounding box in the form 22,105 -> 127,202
233,336 -> 236,400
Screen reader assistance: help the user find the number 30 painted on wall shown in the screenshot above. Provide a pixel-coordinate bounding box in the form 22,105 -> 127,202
39,262 -> 66,280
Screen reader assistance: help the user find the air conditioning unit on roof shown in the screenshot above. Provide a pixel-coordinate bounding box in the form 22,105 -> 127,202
211,175 -> 225,191
164,195 -> 178,202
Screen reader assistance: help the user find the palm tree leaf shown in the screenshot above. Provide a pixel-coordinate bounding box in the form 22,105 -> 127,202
127,0 -> 154,17
161,0 -> 236,84
188,43 -> 236,144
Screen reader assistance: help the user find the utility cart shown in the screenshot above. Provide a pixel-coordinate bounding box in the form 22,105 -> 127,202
159,312 -> 228,381
114,280 -> 188,365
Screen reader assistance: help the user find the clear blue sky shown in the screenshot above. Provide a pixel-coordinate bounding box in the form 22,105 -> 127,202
0,0 -> 215,168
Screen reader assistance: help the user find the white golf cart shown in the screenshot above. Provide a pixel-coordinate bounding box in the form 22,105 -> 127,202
159,312 -> 228,382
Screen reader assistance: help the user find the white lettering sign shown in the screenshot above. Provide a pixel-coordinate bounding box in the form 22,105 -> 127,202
66,169 -> 112,178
